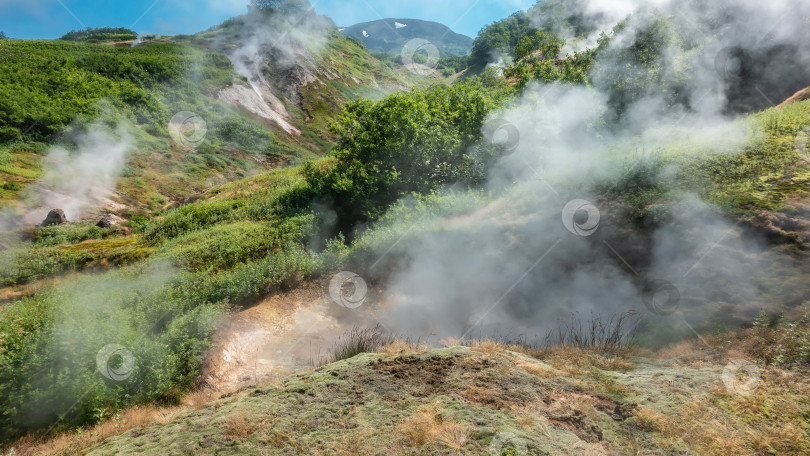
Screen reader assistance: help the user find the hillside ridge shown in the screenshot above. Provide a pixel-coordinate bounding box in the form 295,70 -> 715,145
340,18 -> 473,56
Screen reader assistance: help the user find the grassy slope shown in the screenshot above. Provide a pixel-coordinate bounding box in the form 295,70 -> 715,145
2,31 -> 810,450
83,344 -> 810,455
5,98 -> 806,289
0,30 -> 436,216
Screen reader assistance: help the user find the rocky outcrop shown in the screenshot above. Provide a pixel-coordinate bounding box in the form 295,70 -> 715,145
39,209 -> 67,227
96,217 -> 113,228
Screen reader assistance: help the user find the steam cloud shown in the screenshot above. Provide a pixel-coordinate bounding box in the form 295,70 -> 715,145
349,0 -> 810,343
213,4 -> 335,134
0,123 -> 132,230
32,123 -> 133,222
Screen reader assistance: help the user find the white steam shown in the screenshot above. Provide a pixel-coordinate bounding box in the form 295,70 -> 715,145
29,123 -> 132,223
213,6 -> 335,134
348,0 -> 808,342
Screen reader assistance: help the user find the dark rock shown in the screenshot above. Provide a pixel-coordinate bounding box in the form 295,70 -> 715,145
96,217 -> 113,229
40,209 -> 67,227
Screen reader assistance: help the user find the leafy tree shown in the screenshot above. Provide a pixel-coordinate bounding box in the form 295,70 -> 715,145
436,55 -> 470,76
591,19 -> 690,122
60,27 -> 137,42
0,31 -> 7,40
304,78 -> 510,226
514,29 -> 564,61
469,12 -> 535,68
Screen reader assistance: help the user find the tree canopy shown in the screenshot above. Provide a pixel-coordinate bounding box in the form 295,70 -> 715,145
304,77 -> 511,224
60,27 -> 137,43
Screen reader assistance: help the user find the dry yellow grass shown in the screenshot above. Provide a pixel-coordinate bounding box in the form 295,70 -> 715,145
10,404 -> 165,456
399,407 -> 440,446
464,338 -> 510,356
534,345 -> 634,374
652,339 -> 700,360
222,409 -> 261,441
381,339 -> 430,356
335,427 -> 379,456
398,405 -> 473,450
546,392 -> 601,416
632,368 -> 810,455
515,359 -> 558,378
436,422 -> 473,450
632,407 -> 666,433
7,389 -> 221,456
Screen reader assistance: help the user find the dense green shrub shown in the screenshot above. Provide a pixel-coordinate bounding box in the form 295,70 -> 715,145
0,39 -> 268,145
211,116 -> 274,154
142,199 -> 246,243
0,268 -> 226,440
34,223 -> 105,247
304,78 -> 510,224
514,29 -> 564,61
591,19 -> 689,122
0,231 -> 319,441
469,12 -> 535,69
60,27 -> 138,43
154,216 -> 316,272
436,55 -> 470,76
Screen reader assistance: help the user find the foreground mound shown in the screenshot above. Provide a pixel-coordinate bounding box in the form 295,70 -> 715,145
84,345 -> 809,455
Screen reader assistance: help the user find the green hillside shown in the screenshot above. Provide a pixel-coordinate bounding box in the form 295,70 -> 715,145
0,19 -> 435,217
2,0 -> 810,454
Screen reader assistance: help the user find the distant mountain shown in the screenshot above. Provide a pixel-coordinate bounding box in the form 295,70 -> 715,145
340,18 -> 473,56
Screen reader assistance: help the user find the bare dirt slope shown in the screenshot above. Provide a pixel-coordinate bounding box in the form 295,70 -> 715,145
201,278 -> 384,394
202,281 -> 346,393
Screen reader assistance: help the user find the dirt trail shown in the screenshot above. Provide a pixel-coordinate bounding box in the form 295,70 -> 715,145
202,281 -> 349,392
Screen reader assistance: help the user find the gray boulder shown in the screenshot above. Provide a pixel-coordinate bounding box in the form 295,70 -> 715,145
40,209 -> 67,227
96,217 -> 113,229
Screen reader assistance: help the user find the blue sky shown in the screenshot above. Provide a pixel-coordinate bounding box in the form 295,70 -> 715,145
0,0 -> 536,40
